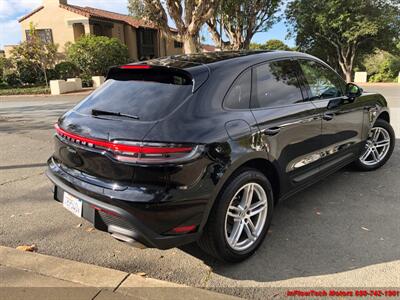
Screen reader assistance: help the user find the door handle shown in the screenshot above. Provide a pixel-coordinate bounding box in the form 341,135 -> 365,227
263,127 -> 281,136
323,112 -> 334,121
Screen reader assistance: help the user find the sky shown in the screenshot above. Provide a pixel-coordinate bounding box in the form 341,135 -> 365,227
0,0 -> 295,49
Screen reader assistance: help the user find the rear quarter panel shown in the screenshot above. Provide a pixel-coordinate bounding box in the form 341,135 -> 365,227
358,92 -> 390,140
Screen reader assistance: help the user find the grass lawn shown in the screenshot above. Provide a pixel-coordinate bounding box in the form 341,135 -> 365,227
0,86 -> 50,96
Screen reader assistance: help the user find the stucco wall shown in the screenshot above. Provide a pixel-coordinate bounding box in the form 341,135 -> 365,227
124,25 -> 138,60
165,38 -> 183,56
3,46 -> 15,59
20,5 -> 88,52
73,23 -> 85,41
159,33 -> 183,57
111,22 -> 125,44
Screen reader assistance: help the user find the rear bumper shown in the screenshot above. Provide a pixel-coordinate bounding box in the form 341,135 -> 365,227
46,160 -> 205,249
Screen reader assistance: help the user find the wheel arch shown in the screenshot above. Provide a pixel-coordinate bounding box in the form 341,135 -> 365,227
199,155 -> 281,230
377,111 -> 390,123
364,105 -> 390,139
237,159 -> 280,203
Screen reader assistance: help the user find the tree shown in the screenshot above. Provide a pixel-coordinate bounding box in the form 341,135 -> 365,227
0,57 -> 12,80
66,35 -> 129,80
207,0 -> 281,50
286,0 -> 400,81
250,39 -> 291,51
362,50 -> 400,82
10,23 -> 58,87
128,0 -> 219,53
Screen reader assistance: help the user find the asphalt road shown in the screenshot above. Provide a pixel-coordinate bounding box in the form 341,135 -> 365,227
359,83 -> 400,104
1,85 -> 399,299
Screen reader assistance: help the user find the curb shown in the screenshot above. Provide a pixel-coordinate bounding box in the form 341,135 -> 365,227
0,246 -> 240,299
0,246 -> 127,288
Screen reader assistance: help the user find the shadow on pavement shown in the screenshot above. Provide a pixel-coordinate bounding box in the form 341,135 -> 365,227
180,144 -> 400,283
1,94 -> 399,291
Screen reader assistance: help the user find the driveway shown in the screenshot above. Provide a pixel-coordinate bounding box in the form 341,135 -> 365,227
0,85 -> 399,299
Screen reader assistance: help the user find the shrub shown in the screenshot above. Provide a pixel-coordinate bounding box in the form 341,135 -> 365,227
10,23 -> 58,86
16,60 -> 44,84
363,50 -> 400,82
3,72 -> 20,86
0,57 -> 12,79
81,74 -> 93,87
46,68 -> 59,81
66,35 -> 129,79
55,61 -> 80,80
0,57 -> 13,84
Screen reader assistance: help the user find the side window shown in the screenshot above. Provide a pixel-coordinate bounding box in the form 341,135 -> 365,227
251,60 -> 304,108
299,60 -> 344,100
224,70 -> 251,109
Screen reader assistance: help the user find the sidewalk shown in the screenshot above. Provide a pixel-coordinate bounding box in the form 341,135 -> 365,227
0,246 -> 240,300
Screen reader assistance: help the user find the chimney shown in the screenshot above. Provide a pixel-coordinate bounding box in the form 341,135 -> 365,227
43,0 -> 68,7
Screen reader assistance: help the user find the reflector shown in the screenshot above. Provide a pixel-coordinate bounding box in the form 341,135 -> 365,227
171,225 -> 197,234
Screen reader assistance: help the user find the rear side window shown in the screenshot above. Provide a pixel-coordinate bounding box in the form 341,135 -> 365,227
224,70 -> 251,109
74,68 -> 193,122
299,60 -> 345,100
252,60 -> 303,108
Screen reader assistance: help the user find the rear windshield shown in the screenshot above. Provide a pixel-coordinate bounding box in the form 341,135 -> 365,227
74,70 -> 193,121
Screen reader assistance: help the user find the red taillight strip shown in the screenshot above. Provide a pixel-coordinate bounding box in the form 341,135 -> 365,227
54,124 -> 193,154
120,65 -> 151,69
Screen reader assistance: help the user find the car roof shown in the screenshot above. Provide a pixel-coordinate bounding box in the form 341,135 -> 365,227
150,50 -> 315,68
170,51 -> 275,65
122,51 -> 324,92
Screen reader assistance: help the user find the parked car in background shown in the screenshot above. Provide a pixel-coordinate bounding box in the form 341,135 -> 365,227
47,51 -> 395,262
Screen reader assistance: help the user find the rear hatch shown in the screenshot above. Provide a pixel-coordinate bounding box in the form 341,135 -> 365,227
53,63 -> 208,186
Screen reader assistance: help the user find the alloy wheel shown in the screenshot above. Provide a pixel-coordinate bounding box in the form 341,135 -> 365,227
359,126 -> 391,166
224,182 -> 268,251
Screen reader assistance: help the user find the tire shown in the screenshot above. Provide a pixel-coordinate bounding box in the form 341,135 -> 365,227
198,168 -> 274,263
354,119 -> 395,171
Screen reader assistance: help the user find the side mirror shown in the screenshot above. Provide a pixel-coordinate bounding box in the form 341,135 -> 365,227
327,98 -> 343,110
346,83 -> 363,99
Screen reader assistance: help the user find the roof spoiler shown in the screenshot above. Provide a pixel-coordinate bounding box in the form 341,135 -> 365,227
107,63 -> 209,92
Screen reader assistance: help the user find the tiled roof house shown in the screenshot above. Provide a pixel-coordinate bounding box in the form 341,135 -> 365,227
17,0 -> 183,60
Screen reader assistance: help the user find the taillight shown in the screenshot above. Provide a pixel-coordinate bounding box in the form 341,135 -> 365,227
55,124 -> 203,164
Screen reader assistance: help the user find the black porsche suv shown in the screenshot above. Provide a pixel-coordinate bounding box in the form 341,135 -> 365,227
47,51 -> 395,262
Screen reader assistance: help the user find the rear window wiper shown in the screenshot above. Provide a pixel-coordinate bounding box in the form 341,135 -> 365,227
92,109 -> 139,120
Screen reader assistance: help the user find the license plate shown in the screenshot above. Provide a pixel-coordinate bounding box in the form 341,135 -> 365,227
63,192 -> 83,218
